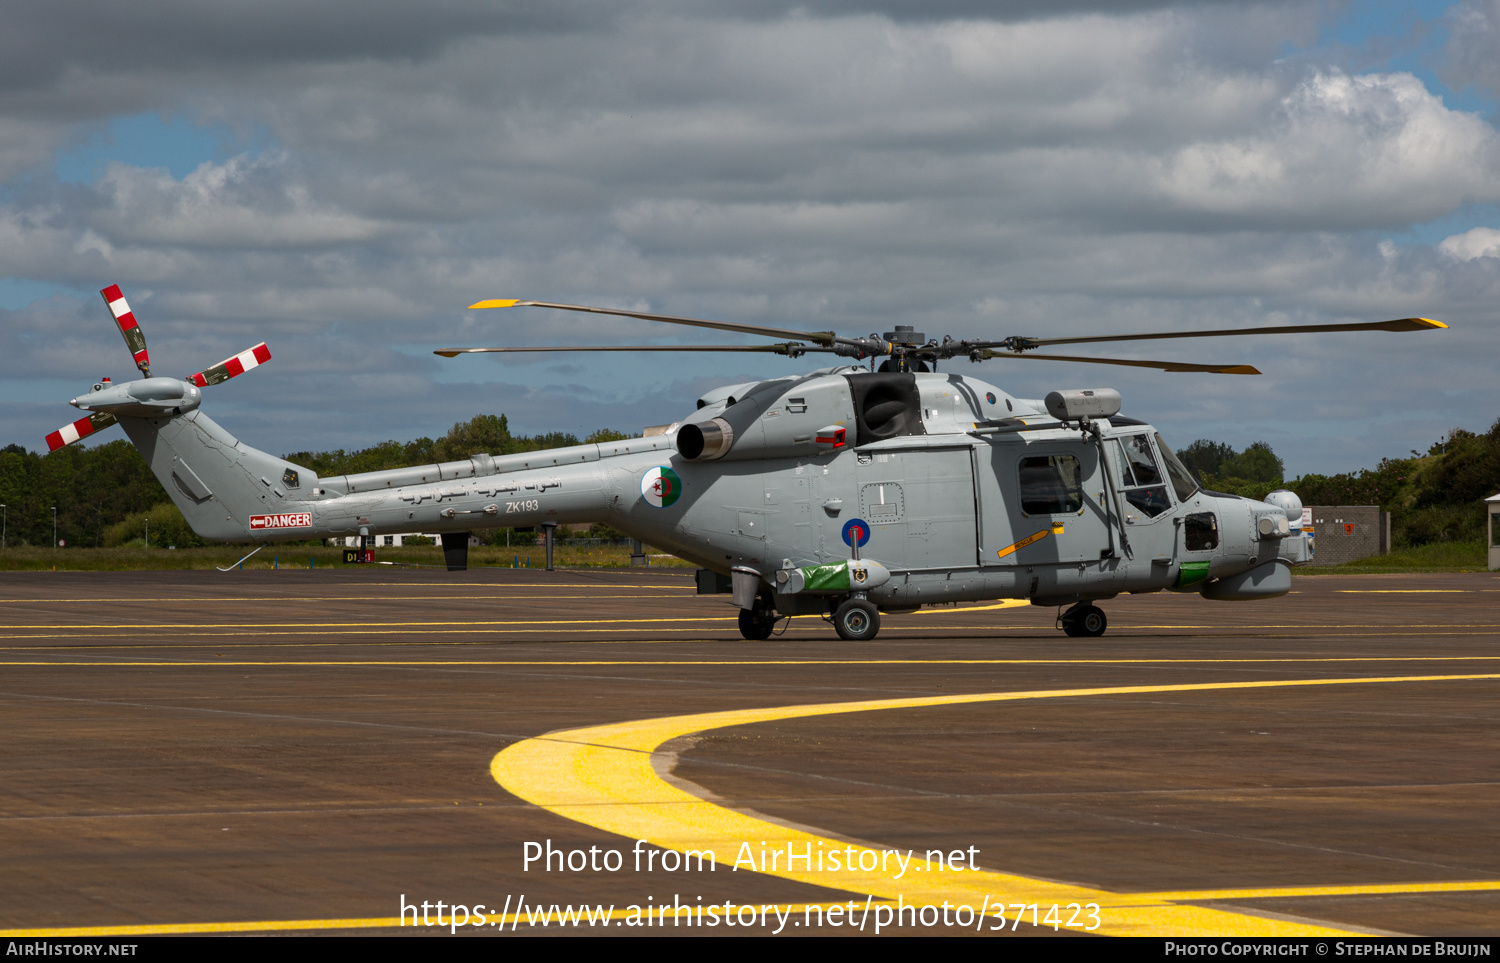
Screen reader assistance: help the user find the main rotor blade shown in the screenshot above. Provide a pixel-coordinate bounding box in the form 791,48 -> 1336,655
187,343 -> 271,387
978,349 -> 1260,375
45,411 -> 118,452
469,299 -> 841,347
100,285 -> 150,377
435,343 -> 831,357
1008,317 -> 1445,351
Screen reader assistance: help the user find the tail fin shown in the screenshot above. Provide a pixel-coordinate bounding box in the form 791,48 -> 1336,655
118,409 -> 319,542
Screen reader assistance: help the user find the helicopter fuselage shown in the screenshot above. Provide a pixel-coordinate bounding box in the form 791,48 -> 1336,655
104,365 -> 1310,621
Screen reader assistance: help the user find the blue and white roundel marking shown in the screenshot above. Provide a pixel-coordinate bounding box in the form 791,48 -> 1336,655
641,466 -> 683,508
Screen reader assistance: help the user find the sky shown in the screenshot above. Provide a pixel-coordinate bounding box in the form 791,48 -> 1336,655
1,0 -> 1498,477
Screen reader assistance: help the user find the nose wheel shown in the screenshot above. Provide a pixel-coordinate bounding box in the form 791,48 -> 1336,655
1060,602 -> 1108,638
833,598 -> 881,641
738,599 -> 779,640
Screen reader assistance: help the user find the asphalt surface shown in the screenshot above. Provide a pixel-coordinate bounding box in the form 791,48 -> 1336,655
1,566 -> 1498,937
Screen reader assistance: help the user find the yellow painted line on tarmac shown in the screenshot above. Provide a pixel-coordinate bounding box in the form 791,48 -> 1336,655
5,631 -> 1500,646
0,902 -> 867,936
0,594 -> 698,603
10,627 -> 1500,643
1337,590 -> 1470,594
1133,881 -> 1500,902
359,582 -> 692,588
0,616 -> 738,630
5,619 -> 1496,634
0,626 -> 752,641
0,917 -> 404,936
915,600 -> 1031,614
491,673 -> 1500,937
12,656 -> 1500,669
0,628 -> 738,641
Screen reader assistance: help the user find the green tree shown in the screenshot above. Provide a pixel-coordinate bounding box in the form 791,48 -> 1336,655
1177,439 -> 1235,480
584,428 -> 635,444
434,414 -> 514,462
1221,441 -> 1283,484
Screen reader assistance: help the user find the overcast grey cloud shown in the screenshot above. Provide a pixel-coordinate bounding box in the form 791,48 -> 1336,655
0,1 -> 1496,478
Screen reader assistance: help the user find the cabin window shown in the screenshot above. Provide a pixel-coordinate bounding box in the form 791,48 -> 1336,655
1018,454 -> 1084,515
1184,512 -> 1218,551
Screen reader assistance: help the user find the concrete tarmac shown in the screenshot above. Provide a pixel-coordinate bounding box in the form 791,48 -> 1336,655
1,567 -> 1498,937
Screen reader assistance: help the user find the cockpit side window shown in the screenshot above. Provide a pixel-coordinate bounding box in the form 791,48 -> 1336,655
1111,434 -> 1171,518
1123,434 -> 1162,486
1154,433 -> 1201,502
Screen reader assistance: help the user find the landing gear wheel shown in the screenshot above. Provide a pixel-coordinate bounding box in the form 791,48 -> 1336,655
833,598 -> 881,641
1061,603 -> 1107,638
738,606 -> 777,641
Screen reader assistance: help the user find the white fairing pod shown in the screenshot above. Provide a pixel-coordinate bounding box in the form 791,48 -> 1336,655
1044,388 -> 1121,422
1263,489 -> 1304,529
1200,560 -> 1292,600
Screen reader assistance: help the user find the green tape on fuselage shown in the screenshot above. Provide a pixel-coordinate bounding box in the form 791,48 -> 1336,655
800,562 -> 852,592
1176,560 -> 1210,589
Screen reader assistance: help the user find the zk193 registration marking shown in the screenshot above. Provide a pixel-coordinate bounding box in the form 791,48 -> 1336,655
506,499 -> 540,514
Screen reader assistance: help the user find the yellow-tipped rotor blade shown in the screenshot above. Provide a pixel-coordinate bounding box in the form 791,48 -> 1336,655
468,299 -> 522,310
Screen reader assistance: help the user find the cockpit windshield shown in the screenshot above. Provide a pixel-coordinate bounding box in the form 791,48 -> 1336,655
1154,433 -> 1201,502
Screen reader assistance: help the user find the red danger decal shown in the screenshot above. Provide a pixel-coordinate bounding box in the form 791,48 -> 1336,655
249,513 -> 312,530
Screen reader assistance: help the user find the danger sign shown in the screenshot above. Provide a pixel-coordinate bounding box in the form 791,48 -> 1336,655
249,513 -> 312,530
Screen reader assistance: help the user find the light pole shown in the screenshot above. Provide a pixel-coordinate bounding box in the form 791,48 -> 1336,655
1,504 -> 6,550
51,507 -> 57,550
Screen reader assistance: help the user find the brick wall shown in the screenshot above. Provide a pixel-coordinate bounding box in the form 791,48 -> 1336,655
1307,505 -> 1389,567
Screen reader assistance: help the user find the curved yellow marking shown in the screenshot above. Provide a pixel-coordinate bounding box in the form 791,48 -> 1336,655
493,674 -> 1500,937
1135,881 -> 1500,902
1413,317 -> 1447,328
0,902 -> 860,937
469,299 -> 520,309
0,918 -> 402,937
8,658 -> 1500,669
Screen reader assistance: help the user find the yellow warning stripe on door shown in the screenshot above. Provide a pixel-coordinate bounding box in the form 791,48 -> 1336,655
996,523 -> 1064,560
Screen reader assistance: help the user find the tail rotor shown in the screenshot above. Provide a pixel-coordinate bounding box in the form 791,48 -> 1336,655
44,285 -> 272,451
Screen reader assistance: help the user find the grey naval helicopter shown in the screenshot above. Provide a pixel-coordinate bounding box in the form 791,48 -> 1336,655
49,286 -> 1445,641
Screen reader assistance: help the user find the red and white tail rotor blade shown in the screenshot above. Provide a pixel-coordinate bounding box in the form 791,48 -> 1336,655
100,284 -> 151,376
45,411 -> 118,452
187,343 -> 271,387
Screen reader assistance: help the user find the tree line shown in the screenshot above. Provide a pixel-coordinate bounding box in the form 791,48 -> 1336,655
1174,421 -> 1500,547
2,415 -> 1496,551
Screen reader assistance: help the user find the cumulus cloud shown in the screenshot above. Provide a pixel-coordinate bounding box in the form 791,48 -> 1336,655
0,2 -> 1497,474
1152,71 -> 1500,227
1442,0 -> 1500,99
1439,226 -> 1500,260
89,154 -> 393,249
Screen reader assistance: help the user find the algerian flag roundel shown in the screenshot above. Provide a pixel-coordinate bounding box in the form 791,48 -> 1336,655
641,466 -> 683,508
